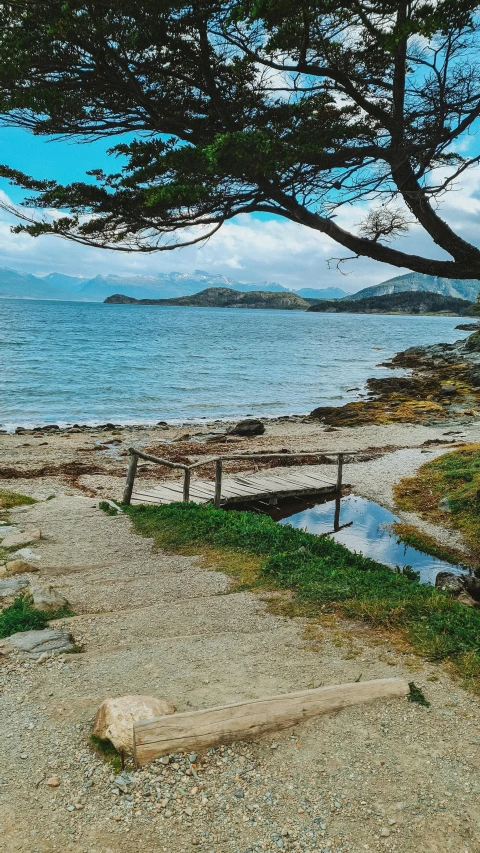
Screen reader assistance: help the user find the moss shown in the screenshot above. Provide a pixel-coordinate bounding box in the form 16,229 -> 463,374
395,444 -> 480,572
0,490 -> 36,509
126,502 -> 480,692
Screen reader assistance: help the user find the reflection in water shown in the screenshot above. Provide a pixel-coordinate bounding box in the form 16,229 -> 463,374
278,493 -> 463,585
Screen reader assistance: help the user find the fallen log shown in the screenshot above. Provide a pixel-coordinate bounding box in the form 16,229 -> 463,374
133,677 -> 408,766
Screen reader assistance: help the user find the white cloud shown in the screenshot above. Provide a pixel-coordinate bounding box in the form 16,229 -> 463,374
1,164 -> 480,291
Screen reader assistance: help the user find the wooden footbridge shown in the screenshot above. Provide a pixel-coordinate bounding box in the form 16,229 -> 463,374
123,448 -> 354,508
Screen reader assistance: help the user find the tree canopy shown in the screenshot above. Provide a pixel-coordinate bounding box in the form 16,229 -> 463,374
1,1 -> 480,277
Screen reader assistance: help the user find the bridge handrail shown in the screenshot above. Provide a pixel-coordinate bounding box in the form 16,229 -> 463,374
123,446 -> 357,506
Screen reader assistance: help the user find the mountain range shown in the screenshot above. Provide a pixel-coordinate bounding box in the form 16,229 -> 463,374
2,266 -> 480,304
0,267 -> 348,302
342,272 -> 480,302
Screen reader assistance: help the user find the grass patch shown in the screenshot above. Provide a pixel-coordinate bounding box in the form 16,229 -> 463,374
392,522 -> 468,569
126,502 -> 480,692
408,681 -> 431,707
0,594 -> 49,637
0,594 -> 74,638
394,444 -> 480,571
99,500 -> 119,516
0,490 -> 36,509
90,735 -> 123,771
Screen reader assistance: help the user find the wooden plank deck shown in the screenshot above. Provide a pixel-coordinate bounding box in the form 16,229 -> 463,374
131,465 -> 337,507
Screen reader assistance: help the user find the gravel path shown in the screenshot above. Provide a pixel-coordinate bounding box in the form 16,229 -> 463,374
1,485 -> 480,853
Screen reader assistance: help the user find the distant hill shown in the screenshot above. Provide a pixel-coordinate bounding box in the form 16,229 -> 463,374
343,272 -> 480,302
296,286 -> 348,300
105,288 -> 310,310
308,291 -> 473,315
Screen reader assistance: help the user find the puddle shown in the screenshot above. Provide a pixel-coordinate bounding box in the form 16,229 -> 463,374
276,493 -> 464,585
229,492 -> 463,585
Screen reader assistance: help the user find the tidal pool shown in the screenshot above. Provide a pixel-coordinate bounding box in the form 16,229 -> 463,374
275,493 -> 464,585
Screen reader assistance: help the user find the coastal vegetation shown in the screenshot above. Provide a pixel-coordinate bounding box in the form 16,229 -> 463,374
126,502 -> 480,691
395,445 -> 480,573
104,287 -> 310,310
308,292 -> 473,316
106,288 -> 476,316
3,3 -> 480,282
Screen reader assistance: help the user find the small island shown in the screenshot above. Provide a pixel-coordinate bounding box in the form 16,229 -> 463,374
104,287 -> 309,310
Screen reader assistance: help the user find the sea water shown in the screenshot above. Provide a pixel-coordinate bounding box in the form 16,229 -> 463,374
0,299 -> 469,429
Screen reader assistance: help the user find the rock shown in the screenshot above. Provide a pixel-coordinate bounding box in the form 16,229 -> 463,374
5,560 -> 39,576
467,368 -> 480,387
45,776 -> 61,788
439,384 -> 458,395
1,528 -> 41,549
435,572 -> 465,595
92,695 -> 176,753
227,419 -> 265,436
0,577 -> 30,598
380,827 -> 391,837
114,772 -> 136,793
435,572 -> 480,606
7,629 -> 75,655
438,497 -> 451,512
30,585 -> 69,612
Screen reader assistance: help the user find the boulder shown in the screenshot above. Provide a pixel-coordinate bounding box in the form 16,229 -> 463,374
439,384 -> 458,396
30,585 -> 68,612
0,577 -> 30,598
438,497 -> 451,512
435,572 -> 480,606
92,695 -> 176,753
1,528 -> 41,549
6,560 -> 39,576
228,419 -> 265,437
7,629 -> 75,655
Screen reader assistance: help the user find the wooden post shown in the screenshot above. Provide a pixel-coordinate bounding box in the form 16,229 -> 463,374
336,453 -> 344,493
214,458 -> 223,508
183,467 -> 191,502
122,453 -> 138,505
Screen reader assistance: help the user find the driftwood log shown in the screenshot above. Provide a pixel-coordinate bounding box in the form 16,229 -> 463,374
133,677 -> 409,766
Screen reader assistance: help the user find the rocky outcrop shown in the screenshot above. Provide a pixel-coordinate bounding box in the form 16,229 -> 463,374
92,695 -> 176,753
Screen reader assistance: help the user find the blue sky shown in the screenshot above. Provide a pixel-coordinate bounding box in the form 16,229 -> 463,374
1,127 -> 480,292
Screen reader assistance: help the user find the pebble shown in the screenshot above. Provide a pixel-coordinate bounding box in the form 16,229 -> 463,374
45,776 -> 61,788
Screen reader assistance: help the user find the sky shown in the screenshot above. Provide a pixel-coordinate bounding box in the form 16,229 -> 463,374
1,127 -> 480,293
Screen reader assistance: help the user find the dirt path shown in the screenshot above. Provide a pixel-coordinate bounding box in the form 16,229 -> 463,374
1,484 -> 480,853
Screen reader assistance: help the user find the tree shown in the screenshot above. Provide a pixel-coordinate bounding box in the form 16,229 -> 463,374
0,1 -> 480,277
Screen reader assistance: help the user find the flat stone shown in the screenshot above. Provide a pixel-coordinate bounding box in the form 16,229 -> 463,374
1,528 -> 41,549
7,629 -> 75,656
6,560 -> 39,576
0,577 -> 30,598
30,585 -> 68,612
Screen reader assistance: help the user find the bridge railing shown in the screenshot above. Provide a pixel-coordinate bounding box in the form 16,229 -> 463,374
122,447 -> 362,507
